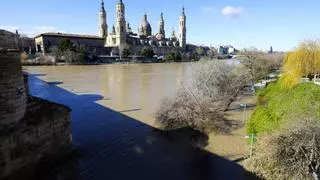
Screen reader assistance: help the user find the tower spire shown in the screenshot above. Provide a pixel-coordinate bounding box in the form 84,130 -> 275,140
182,5 -> 185,16
179,5 -> 187,50
99,0 -> 107,38
100,0 -> 105,12
157,12 -> 165,39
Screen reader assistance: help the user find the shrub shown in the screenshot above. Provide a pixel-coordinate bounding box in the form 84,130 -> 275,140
140,47 -> 154,58
155,61 -> 249,133
246,116 -> 320,180
155,91 -> 225,133
164,51 -> 182,62
121,48 -> 131,59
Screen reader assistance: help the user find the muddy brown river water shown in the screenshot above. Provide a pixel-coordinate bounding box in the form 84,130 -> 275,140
24,63 -> 257,180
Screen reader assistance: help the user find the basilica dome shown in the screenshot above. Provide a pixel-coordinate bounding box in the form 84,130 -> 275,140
138,14 -> 152,37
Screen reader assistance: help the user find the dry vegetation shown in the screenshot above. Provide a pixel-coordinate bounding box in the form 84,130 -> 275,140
246,116 -> 320,180
155,61 -> 249,133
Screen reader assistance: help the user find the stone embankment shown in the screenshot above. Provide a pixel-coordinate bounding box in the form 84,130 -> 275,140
0,48 -> 72,179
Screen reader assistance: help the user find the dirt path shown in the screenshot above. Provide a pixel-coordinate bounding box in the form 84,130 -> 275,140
205,93 -> 256,162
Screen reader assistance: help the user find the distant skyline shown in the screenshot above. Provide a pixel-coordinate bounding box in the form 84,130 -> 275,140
1,0 -> 320,51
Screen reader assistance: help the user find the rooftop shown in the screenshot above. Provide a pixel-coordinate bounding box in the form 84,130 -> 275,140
34,32 -> 104,39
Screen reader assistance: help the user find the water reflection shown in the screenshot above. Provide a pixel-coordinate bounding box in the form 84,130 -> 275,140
25,64 -> 259,180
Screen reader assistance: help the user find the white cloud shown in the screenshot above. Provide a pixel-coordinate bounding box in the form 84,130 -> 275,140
202,6 -> 216,13
221,6 -> 244,18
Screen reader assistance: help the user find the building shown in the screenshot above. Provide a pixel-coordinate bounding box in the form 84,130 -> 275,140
218,45 -> 236,55
34,0 -> 187,56
34,32 -> 107,54
104,0 -> 187,55
268,46 -> 274,54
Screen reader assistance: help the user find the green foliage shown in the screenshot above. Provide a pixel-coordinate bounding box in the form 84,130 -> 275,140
121,48 -> 131,59
57,39 -> 74,52
140,47 -> 154,58
164,51 -> 182,62
187,52 -> 200,61
248,82 -> 320,135
196,47 -> 205,56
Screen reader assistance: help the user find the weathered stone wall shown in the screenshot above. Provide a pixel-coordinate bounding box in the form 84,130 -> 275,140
0,97 -> 71,179
0,51 -> 27,126
0,48 -> 72,180
0,30 -> 19,50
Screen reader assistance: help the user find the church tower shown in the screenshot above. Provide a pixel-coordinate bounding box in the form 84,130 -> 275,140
116,0 -> 126,46
99,0 -> 108,38
158,13 -> 165,38
179,6 -> 186,49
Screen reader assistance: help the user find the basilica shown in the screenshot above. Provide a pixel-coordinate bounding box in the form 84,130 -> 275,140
34,0 -> 187,56
100,0 -> 187,54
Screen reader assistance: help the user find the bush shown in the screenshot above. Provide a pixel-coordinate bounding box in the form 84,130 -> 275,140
164,51 -> 182,62
121,48 -> 131,59
246,117 -> 320,180
155,61 -> 249,133
156,91 -> 225,133
140,47 -> 154,58
248,82 -> 320,135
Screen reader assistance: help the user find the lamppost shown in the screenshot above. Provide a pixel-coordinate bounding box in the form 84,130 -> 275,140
240,103 -> 247,122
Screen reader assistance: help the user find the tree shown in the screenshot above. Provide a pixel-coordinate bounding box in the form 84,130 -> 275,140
196,47 -> 205,57
281,40 -> 320,88
141,47 -> 154,58
164,51 -> 183,62
164,52 -> 175,62
121,48 -> 131,60
57,39 -> 74,52
174,51 -> 182,62
239,48 -> 269,91
207,49 -> 217,59
155,61 -> 249,132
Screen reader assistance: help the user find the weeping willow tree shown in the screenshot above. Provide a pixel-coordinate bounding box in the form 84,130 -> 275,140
281,40 -> 320,88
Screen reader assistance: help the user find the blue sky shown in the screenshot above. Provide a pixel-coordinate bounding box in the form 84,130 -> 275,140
1,0 -> 320,51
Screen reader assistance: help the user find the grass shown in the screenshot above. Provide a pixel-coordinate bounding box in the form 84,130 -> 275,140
248,82 -> 320,135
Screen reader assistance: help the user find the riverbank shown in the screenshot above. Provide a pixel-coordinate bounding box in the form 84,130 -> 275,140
206,92 -> 256,162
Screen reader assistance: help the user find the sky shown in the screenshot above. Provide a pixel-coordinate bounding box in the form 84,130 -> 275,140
1,0 -> 320,51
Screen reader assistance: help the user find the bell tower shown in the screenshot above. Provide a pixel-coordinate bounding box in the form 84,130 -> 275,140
179,6 -> 186,49
99,0 -> 108,38
158,13 -> 165,38
116,0 -> 126,46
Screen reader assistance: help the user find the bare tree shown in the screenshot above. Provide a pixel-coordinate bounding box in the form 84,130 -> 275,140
239,48 -> 284,91
238,48 -> 266,90
155,61 -> 249,132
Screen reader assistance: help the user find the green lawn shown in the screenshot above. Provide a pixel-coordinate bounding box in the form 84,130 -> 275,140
248,82 -> 320,135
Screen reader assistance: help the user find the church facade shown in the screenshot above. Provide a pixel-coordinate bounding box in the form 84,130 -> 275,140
34,0 -> 187,56
100,0 -> 187,55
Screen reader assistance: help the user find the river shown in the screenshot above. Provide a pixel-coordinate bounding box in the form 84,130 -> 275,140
24,62 -> 256,180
